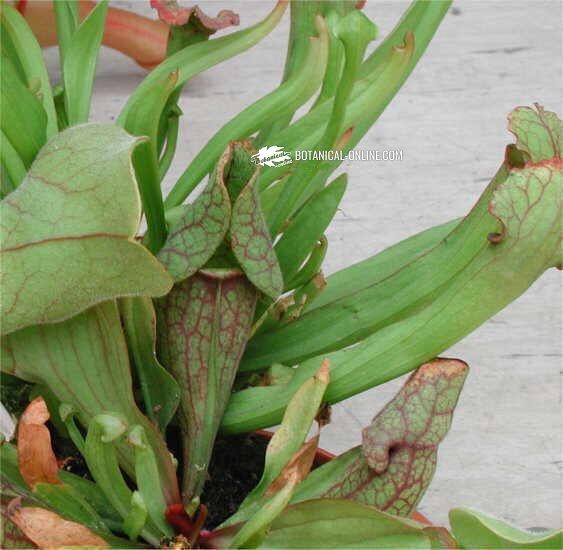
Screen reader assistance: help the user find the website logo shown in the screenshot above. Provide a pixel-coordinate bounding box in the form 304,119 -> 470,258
251,146 -> 292,167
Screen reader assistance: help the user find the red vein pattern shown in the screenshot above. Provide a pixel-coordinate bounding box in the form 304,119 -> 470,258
322,359 -> 468,516
230,176 -> 283,299
158,174 -> 231,282
157,270 -> 256,501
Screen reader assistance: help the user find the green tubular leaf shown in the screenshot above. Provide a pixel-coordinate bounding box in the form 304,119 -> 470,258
290,447 -> 361,502
297,0 -> 453,195
242,160 -> 511,371
83,414 -> 132,520
59,404 -> 85,455
0,56 -> 47,169
58,470 -> 122,530
83,416 -> 162,545
221,361 -> 329,526
158,110 -> 180,181
225,106 -> 561,431
0,124 -> 173,336
53,0 -> 79,67
154,7 -> 239,157
164,16 -> 329,208
259,499 -> 433,549
120,1 -> 287,128
122,491 -> 148,542
259,29 -> 414,216
309,11 -> 345,110
229,480 -> 296,549
267,11 -> 377,236
119,297 -> 180,431
0,442 -> 29,496
0,130 -> 26,193
156,271 -> 257,501
324,10 -> 378,145
256,1 -> 331,143
292,359 -> 468,516
310,219 -> 459,310
449,508 -> 562,549
258,0 -> 451,196
128,426 -> 173,537
285,235 -> 327,291
275,174 -> 346,287
2,301 -> 181,506
0,3 -> 57,137
117,71 -> 179,253
359,0 -> 452,79
157,146 -> 232,282
62,0 -> 108,125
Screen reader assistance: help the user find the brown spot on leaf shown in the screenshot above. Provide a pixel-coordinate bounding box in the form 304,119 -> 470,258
266,436 -> 319,496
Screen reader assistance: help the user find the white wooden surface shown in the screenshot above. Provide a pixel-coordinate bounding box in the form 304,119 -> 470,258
44,0 -> 561,529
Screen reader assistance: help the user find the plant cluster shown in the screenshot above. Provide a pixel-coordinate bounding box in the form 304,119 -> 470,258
0,0 -> 561,548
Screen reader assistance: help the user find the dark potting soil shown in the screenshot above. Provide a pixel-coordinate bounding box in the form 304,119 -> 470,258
200,433 -> 268,530
50,428 -> 91,478
50,425 -> 270,531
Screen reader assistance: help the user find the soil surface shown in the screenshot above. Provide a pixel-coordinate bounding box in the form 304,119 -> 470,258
200,433 -> 268,530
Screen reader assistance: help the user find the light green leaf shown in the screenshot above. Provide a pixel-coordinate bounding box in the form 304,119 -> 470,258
117,71 -> 178,253
230,480 -> 296,549
225,106 -> 561,433
310,218 -> 459,310
0,124 -> 173,336
53,0 -> 79,67
121,1 -> 287,125
259,499 -> 433,549
0,129 -> 26,193
63,0 -> 108,124
128,426 -> 173,537
0,3 -> 57,137
275,174 -> 346,287
122,491 -> 147,542
266,9 -> 377,237
222,361 -> 329,526
243,105 -> 562,372
449,508 -> 562,549
165,16 -> 329,208
2,301 -> 180,507
83,414 -> 161,546
119,297 -> 180,431
0,55 -> 47,169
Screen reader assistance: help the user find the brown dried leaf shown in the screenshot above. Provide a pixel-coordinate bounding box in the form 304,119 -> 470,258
266,435 -> 319,496
7,499 -> 108,549
17,398 -> 61,490
1,497 -> 35,549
